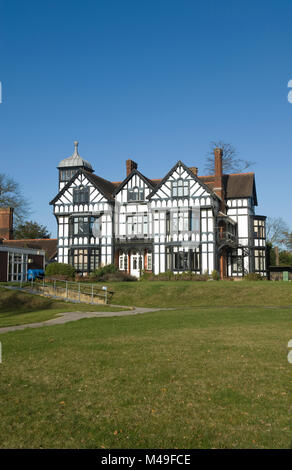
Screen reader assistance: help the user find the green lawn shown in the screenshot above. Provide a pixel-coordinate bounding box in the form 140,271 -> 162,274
0,303 -> 291,448
0,287 -> 126,328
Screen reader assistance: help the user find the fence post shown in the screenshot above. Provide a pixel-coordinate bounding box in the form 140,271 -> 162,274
78,283 -> 80,302
66,281 -> 68,299
91,283 -> 93,304
102,286 -> 108,304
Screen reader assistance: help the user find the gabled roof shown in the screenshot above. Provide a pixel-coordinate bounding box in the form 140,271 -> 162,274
198,172 -> 257,205
147,160 -> 221,200
2,239 -> 57,261
50,168 -> 116,205
112,168 -> 157,195
50,159 -> 259,207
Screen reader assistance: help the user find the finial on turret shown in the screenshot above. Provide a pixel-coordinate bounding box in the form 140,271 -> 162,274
73,141 -> 79,156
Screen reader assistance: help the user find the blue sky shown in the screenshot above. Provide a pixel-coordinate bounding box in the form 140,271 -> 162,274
1,0 -> 292,236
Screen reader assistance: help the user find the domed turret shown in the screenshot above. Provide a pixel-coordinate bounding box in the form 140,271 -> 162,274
57,141 -> 93,190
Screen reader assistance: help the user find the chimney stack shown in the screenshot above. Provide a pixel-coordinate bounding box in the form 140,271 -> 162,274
214,148 -> 223,199
126,159 -> 138,177
190,166 -> 198,176
0,207 -> 14,240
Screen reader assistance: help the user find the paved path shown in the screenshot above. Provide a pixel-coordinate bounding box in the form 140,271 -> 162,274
0,306 -> 167,335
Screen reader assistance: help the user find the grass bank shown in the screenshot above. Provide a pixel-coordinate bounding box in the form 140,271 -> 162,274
0,287 -> 125,328
102,280 -> 292,308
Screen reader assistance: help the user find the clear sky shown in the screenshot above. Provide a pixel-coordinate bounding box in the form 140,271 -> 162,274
1,0 -> 292,236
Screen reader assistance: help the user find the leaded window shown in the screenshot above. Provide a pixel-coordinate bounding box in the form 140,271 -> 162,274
166,209 -> 199,235
72,248 -> 88,271
254,218 -> 265,239
59,169 -> 77,182
73,186 -> 90,204
229,249 -> 244,275
126,214 -> 148,236
128,187 -> 144,201
90,248 -> 100,271
172,211 -> 190,232
70,216 -> 100,237
172,179 -> 189,197
119,253 -> 128,271
254,249 -> 266,272
70,248 -> 100,272
166,248 -> 200,272
146,253 -> 152,271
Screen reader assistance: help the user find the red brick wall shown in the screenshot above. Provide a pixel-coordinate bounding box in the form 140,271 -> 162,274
0,208 -> 14,240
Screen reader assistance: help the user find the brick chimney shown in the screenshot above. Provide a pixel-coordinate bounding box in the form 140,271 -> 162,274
214,148 -> 223,199
0,207 -> 14,240
189,167 -> 198,176
126,159 -> 137,177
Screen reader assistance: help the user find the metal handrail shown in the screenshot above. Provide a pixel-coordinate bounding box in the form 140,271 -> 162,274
26,277 -> 112,304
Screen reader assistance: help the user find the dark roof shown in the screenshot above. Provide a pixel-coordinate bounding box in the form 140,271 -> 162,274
84,171 -> 116,201
198,173 -> 257,204
2,239 -> 58,261
223,173 -> 257,205
113,168 -> 156,195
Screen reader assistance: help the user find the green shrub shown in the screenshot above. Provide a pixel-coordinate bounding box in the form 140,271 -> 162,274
141,271 -> 209,281
211,270 -> 220,281
90,264 -> 117,280
45,262 -> 76,280
244,272 -> 263,281
89,264 -> 137,282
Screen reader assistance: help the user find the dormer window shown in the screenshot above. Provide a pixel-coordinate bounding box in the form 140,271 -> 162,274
172,179 -> 189,197
128,186 -> 144,201
73,186 -> 90,204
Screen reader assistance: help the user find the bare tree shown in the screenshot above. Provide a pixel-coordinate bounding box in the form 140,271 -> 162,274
204,140 -> 254,174
266,217 -> 289,247
0,173 -> 30,223
281,231 -> 292,251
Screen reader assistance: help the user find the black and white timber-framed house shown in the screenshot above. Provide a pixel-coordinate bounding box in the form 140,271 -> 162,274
50,142 -> 266,279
